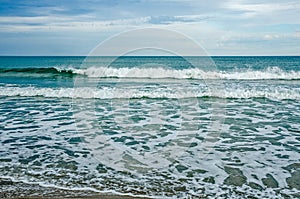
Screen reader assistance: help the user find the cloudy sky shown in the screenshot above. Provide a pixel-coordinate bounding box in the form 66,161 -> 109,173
0,0 -> 299,55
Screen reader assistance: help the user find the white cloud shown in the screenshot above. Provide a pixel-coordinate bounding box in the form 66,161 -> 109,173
0,16 -> 73,24
224,1 -> 300,13
295,31 -> 300,38
0,14 -> 213,33
0,16 -> 151,32
263,34 -> 280,40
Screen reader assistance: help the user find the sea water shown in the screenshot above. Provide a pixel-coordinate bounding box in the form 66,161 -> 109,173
0,56 -> 299,198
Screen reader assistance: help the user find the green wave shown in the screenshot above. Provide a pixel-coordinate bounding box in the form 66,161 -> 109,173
0,67 -> 77,77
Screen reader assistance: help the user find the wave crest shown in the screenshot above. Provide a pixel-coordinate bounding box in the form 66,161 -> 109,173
0,66 -> 300,80
72,66 -> 300,80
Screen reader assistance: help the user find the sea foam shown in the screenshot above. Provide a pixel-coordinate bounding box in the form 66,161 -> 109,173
0,85 -> 299,100
69,66 -> 300,80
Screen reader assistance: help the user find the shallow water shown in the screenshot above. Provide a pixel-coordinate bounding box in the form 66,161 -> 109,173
0,56 -> 299,198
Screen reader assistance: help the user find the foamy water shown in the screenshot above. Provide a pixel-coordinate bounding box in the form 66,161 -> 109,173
0,56 -> 299,198
67,66 -> 300,80
0,84 -> 299,100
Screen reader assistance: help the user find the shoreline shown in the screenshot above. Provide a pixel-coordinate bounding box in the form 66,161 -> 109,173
0,178 -> 152,199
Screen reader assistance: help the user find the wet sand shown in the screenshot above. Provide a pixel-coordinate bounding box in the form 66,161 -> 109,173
7,197 -> 149,199
9,197 -> 149,199
0,178 -> 151,199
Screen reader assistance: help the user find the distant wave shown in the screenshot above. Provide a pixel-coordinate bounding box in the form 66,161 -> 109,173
0,67 -> 75,76
0,86 -> 299,100
0,66 -> 300,80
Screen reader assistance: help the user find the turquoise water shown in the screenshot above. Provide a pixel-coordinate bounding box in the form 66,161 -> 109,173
0,56 -> 299,198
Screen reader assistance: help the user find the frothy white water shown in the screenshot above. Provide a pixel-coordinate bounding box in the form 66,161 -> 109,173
65,66 -> 300,80
0,86 -> 299,100
1,86 -> 299,198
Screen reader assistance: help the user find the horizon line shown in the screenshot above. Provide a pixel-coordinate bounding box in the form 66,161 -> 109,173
0,55 -> 300,57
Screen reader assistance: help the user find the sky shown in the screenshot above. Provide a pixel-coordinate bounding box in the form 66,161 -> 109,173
0,0 -> 299,55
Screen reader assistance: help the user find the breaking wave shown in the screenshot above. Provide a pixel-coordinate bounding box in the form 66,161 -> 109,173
0,66 -> 300,80
0,86 -> 299,100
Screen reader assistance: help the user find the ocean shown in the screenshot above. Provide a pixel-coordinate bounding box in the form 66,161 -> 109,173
0,56 -> 299,198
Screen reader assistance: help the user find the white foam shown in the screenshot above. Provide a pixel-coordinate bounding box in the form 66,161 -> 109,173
1,90 -> 299,198
66,66 -> 300,80
0,85 -> 299,100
